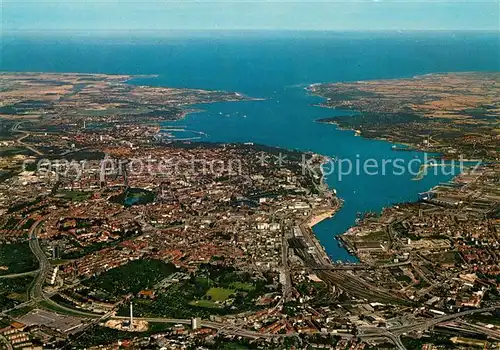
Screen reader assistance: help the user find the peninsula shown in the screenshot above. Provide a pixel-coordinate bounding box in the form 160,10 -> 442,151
309,72 -> 500,159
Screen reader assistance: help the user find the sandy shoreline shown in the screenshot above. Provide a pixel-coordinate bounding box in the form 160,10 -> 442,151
307,208 -> 337,228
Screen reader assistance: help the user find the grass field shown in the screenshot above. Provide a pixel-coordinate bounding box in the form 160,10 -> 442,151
230,282 -> 255,292
189,287 -> 235,309
206,287 -> 234,301
189,299 -> 220,309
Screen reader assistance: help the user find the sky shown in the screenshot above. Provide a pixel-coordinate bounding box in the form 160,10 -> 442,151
2,0 -> 499,33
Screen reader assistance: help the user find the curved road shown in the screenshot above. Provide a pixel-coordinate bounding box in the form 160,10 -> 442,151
28,219 -> 50,301
12,122 -> 43,156
26,219 -> 99,318
359,306 -> 499,350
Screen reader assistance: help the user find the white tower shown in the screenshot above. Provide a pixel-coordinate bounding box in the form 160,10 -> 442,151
191,317 -> 200,330
129,302 -> 133,328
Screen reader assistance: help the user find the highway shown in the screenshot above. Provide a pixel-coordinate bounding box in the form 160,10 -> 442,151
358,328 -> 408,350
28,219 -> 50,301
25,218 -> 100,318
358,306 -> 500,350
111,315 -> 356,341
112,315 -> 284,339
388,306 -> 499,335
12,122 -> 43,156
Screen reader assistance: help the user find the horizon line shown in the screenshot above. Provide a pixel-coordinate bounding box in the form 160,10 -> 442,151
2,29 -> 499,36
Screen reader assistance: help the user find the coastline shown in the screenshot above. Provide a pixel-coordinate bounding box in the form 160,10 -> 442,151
305,73 -> 499,161
305,155 -> 355,264
305,82 -> 465,264
159,79 -> 466,266
163,96 -> 265,127
314,117 -> 429,154
162,80 -> 466,267
308,208 -> 337,228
